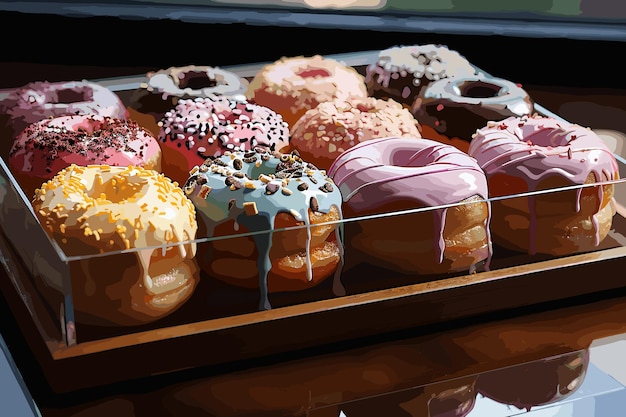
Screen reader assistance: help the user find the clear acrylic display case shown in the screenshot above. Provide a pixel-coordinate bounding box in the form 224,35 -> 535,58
2,50 -> 626,393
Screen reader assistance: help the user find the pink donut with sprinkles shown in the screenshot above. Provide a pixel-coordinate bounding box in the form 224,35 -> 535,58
157,95 -> 291,186
0,80 -> 128,158
9,114 -> 162,197
468,114 -> 620,255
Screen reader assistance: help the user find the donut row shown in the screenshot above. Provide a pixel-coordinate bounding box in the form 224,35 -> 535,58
0,45 -> 619,329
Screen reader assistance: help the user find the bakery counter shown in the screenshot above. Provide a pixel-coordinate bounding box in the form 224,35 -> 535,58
3,265 -> 626,416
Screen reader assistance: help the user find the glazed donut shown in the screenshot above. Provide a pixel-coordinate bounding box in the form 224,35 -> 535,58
245,54 -> 369,128
289,96 -> 422,170
412,75 -> 534,150
468,114 -> 620,256
0,80 -> 128,158
33,164 -> 199,326
9,114 -> 162,198
128,65 -> 249,132
476,349 -> 589,412
183,147 -> 345,310
157,96 -> 291,186
365,44 -> 478,107
328,136 -> 492,276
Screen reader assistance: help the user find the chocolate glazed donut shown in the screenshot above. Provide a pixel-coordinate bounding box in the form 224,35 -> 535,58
412,75 -> 534,143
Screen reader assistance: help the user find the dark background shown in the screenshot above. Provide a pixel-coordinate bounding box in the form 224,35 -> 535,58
0,3 -> 624,90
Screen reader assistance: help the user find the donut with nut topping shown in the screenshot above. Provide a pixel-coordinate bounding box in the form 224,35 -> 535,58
183,146 -> 345,310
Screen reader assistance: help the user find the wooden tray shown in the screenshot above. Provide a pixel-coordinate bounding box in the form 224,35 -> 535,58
2,51 -> 626,394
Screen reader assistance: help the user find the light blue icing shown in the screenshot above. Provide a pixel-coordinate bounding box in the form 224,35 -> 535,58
185,148 -> 345,310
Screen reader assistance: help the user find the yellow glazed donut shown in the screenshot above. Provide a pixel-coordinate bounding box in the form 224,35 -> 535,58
33,164 -> 200,326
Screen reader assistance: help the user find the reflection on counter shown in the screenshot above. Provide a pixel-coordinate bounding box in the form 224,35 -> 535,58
318,348 -> 626,417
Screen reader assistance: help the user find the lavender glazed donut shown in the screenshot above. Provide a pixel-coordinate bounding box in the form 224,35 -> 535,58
468,114 -> 619,256
157,96 -> 291,186
328,136 -> 492,275
9,114 -> 162,197
0,80 -> 128,158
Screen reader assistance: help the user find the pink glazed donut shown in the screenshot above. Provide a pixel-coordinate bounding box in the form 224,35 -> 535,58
0,80 -> 128,158
468,114 -> 619,256
9,114 -> 162,197
328,136 -> 492,275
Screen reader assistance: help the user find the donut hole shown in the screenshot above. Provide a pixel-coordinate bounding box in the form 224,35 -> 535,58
296,68 -> 331,78
179,71 -> 218,90
56,87 -> 91,104
455,80 -> 503,99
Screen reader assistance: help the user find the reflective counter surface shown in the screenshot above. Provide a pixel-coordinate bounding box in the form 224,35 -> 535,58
4,272 -> 626,416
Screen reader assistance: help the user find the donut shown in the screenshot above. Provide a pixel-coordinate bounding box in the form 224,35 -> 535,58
182,147 -> 345,310
328,136 -> 492,276
365,44 -> 478,107
0,80 -> 128,158
468,114 -> 620,256
32,164 -> 199,326
289,96 -> 423,170
245,54 -> 369,128
476,349 -> 589,412
9,114 -> 162,198
412,75 -> 534,150
128,65 -> 249,134
157,96 -> 291,186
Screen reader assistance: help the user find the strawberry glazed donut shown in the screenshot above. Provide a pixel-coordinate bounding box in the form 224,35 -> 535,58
183,147 -> 345,310
0,80 -> 128,158
245,55 -> 369,128
157,96 -> 291,186
9,114 -> 162,197
328,136 -> 492,276
33,164 -> 199,326
468,114 -> 620,256
289,96 -> 422,170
